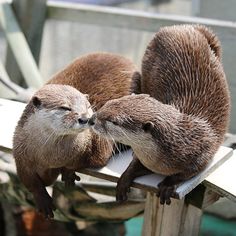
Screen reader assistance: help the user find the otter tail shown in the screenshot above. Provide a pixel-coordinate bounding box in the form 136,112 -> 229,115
194,25 -> 222,60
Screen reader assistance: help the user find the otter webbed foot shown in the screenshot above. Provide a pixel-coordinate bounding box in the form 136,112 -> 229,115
61,168 -> 80,188
157,176 -> 180,205
33,190 -> 56,219
116,153 -> 151,202
116,175 -> 131,202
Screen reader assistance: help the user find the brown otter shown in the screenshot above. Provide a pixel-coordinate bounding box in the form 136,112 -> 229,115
13,52 -> 139,218
89,25 -> 230,205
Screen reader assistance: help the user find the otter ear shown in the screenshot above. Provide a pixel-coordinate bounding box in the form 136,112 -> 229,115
32,96 -> 42,108
142,121 -> 154,132
84,94 -> 89,99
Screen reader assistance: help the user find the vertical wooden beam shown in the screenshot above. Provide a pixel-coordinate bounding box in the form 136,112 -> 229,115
180,204 -> 202,236
5,0 -> 47,86
142,193 -> 202,236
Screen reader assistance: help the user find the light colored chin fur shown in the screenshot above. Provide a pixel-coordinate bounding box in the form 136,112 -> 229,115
56,127 -> 88,136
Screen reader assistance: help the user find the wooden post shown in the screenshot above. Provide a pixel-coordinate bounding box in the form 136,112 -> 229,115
5,0 -> 47,86
142,193 -> 202,236
142,184 -> 222,236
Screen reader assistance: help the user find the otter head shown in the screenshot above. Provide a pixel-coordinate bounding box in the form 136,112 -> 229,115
89,94 -> 157,146
29,84 -> 93,135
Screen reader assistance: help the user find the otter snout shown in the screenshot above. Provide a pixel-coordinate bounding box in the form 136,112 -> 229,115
88,114 -> 96,126
78,117 -> 89,125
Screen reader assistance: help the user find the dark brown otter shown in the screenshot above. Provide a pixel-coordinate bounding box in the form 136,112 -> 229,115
90,25 -> 230,205
13,52 -> 139,218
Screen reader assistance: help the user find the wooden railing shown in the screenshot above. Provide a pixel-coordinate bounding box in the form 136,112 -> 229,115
1,0 -> 236,91
47,1 -> 236,32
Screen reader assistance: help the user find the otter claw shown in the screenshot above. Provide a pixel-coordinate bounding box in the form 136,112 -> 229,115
61,169 -> 80,187
116,185 -> 130,202
116,178 -> 131,202
157,182 -> 177,205
34,192 -> 55,219
38,203 -> 55,219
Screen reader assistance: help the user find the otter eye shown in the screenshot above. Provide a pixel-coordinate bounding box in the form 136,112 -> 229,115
142,122 -> 154,132
58,106 -> 72,111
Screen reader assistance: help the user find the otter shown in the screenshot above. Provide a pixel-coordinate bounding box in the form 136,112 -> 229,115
13,52 -> 139,218
89,25 -> 230,205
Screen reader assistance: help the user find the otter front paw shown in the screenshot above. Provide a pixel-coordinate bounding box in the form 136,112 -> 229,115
157,177 -> 178,205
61,169 -> 80,188
33,192 -> 56,219
116,177 -> 131,202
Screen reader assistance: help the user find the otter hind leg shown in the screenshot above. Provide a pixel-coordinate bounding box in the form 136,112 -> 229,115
116,153 -> 151,202
32,183 -> 56,219
157,172 -> 192,205
19,168 -> 59,218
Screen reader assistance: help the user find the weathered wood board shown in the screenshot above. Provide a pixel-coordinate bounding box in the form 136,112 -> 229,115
205,150 -> 236,202
0,98 -> 234,200
81,147 -> 233,199
0,98 -> 26,151
47,1 -> 236,34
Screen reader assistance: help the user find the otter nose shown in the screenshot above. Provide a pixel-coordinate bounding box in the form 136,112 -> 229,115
88,114 -> 96,126
78,117 -> 88,125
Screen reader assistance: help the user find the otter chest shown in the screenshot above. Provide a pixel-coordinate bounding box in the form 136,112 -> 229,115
133,147 -> 178,176
28,136 -> 85,169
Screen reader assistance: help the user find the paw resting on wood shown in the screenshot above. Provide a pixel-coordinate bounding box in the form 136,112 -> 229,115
156,176 -> 179,205
116,175 -> 131,202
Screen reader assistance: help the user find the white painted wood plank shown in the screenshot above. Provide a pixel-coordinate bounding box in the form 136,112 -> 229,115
0,98 -> 25,151
205,150 -> 236,202
0,3 -> 43,88
0,99 -> 233,199
82,146 -> 233,199
176,147 -> 233,198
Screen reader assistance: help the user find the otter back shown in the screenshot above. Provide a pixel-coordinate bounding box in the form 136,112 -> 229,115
141,25 -> 230,138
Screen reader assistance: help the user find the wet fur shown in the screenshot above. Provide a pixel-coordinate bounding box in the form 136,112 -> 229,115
92,25 -> 230,204
141,25 -> 229,138
13,52 -> 139,217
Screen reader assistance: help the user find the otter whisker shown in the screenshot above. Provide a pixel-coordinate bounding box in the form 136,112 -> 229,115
59,131 -> 67,144
108,133 -> 122,157
42,129 -> 58,146
106,136 -> 115,156
103,131 -> 119,163
91,104 -> 97,110
104,136 -> 116,161
119,128 -> 134,145
109,139 -> 117,157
